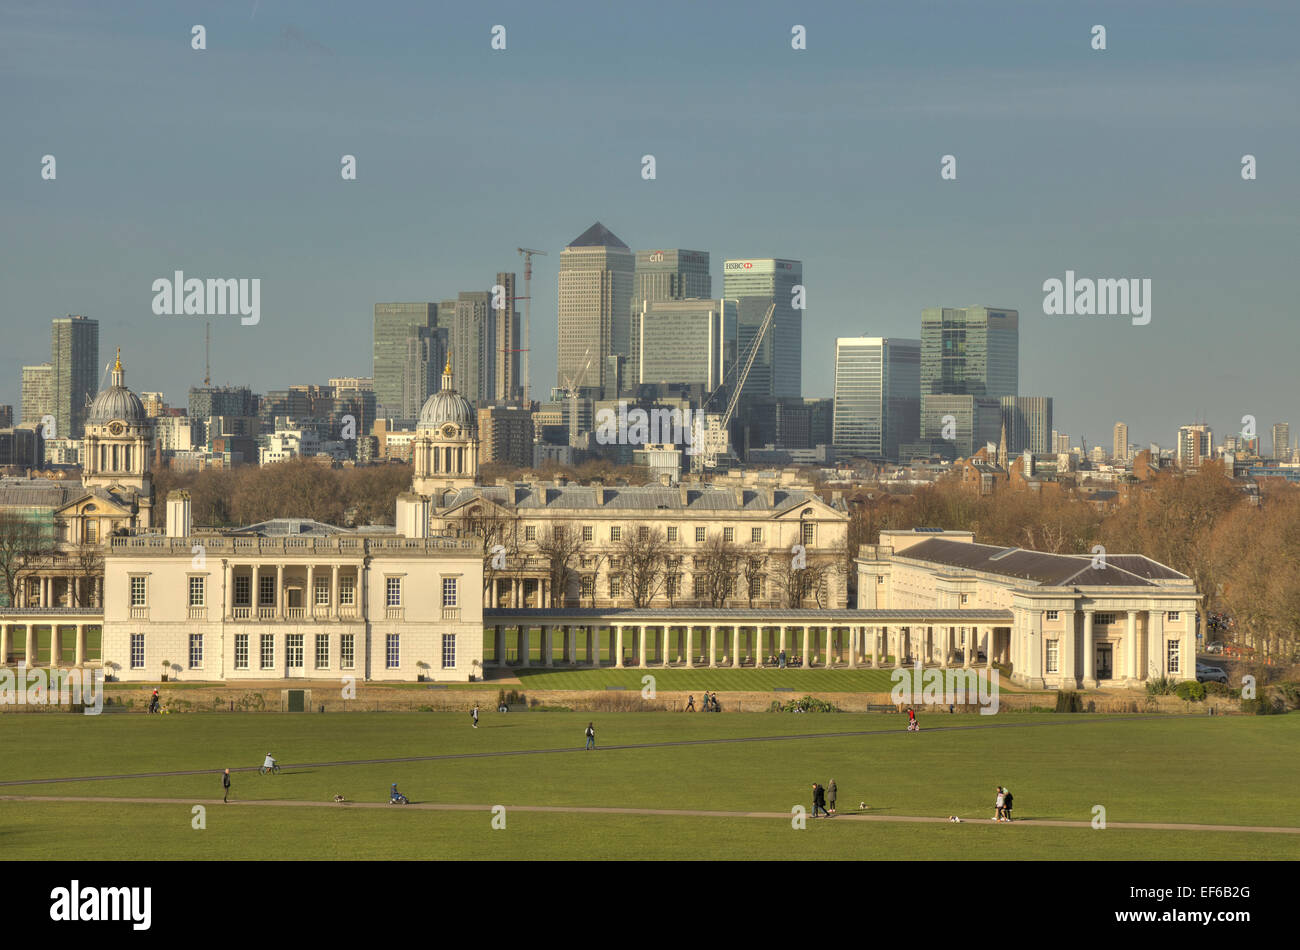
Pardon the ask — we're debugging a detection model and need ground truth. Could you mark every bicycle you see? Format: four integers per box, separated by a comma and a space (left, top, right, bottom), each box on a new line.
259, 763, 281, 775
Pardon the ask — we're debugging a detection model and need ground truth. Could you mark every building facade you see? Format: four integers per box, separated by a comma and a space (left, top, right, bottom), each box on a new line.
51, 315, 99, 441
635, 298, 737, 391
832, 336, 921, 461
372, 303, 439, 418
557, 222, 634, 394
723, 259, 802, 399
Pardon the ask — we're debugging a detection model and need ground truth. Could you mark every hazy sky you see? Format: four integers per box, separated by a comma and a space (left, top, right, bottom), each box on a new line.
3, 0, 1297, 451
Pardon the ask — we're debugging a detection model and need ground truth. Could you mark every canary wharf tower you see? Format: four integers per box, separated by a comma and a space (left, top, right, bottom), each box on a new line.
557, 222, 634, 394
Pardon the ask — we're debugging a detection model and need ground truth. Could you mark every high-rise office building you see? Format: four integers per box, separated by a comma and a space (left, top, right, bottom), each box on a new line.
373, 303, 439, 417
636, 299, 736, 392
1271, 422, 1291, 461
454, 291, 494, 405
0, 405, 12, 429
557, 222, 634, 394
832, 337, 921, 461
999, 396, 1053, 456
631, 249, 711, 383
722, 258, 802, 399
493, 272, 521, 404
21, 363, 53, 426
1112, 422, 1129, 462
920, 306, 1019, 398
402, 325, 451, 421
1177, 424, 1212, 468
51, 314, 99, 440
919, 395, 1003, 459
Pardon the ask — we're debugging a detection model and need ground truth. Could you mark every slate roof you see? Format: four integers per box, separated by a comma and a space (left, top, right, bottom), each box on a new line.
567, 222, 629, 249
897, 537, 1187, 587
441, 483, 842, 513
0, 478, 86, 510
486, 607, 1014, 623
226, 519, 353, 537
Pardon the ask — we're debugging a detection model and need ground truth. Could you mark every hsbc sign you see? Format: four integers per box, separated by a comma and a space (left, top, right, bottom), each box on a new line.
724, 261, 755, 271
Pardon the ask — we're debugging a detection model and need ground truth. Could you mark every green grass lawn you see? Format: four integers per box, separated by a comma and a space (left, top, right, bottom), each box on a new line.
1, 711, 1296, 859
511, 666, 906, 692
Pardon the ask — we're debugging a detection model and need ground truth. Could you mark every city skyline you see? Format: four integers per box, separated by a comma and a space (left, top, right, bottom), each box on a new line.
3, 1, 1297, 450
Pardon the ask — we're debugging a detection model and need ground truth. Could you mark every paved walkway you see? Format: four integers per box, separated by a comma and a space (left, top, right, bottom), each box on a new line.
0, 714, 1185, 788
2, 794, 1297, 834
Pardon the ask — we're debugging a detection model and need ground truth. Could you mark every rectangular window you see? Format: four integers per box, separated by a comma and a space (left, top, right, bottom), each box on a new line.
877, 575, 884, 584
693, 574, 704, 597
188, 575, 205, 607
1045, 610, 1059, 621
1096, 612, 1116, 626
340, 577, 355, 606
525, 525, 537, 541
260, 634, 274, 670
1167, 639, 1181, 674
386, 633, 400, 669
609, 575, 621, 598
666, 575, 680, 599
386, 576, 401, 607
695, 527, 706, 543
1167, 611, 1180, 622
580, 576, 593, 599
442, 634, 456, 669
315, 633, 329, 669
801, 522, 816, 546
189, 633, 203, 669
610, 526, 622, 542
315, 576, 330, 606
130, 633, 144, 669
442, 576, 458, 607
751, 527, 762, 544
1046, 639, 1059, 674
960, 593, 969, 605
582, 525, 593, 542
234, 633, 248, 670
286, 634, 303, 668
130, 576, 146, 607
258, 575, 275, 606
234, 575, 251, 606
667, 526, 678, 542
341, 633, 355, 670
638, 526, 649, 540
85, 520, 97, 543
723, 527, 734, 542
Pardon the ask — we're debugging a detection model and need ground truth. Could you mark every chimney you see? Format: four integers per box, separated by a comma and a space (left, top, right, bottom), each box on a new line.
395, 493, 429, 539
166, 490, 192, 538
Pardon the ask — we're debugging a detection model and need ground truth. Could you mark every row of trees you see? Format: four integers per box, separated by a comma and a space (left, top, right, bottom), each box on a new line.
459, 505, 844, 610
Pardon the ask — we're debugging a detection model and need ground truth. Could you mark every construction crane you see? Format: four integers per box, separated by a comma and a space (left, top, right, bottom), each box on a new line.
517, 247, 548, 407
204, 321, 211, 386
559, 346, 593, 448
692, 301, 776, 474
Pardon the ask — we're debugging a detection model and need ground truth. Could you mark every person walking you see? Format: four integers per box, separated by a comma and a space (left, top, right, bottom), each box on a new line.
811, 783, 830, 818
222, 768, 231, 803
779, 649, 787, 669
994, 786, 1004, 822
685, 694, 695, 712
471, 704, 479, 728
827, 779, 837, 815
1002, 786, 1014, 822
584, 722, 596, 750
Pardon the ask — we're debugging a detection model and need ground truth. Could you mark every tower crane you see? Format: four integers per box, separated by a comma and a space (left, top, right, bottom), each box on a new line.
560, 346, 593, 448
516, 247, 548, 407
691, 301, 776, 474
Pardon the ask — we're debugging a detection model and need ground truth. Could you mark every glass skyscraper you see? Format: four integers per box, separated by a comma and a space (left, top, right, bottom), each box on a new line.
832, 337, 920, 460
722, 259, 803, 399
557, 222, 634, 394
373, 303, 439, 418
636, 298, 736, 392
630, 249, 711, 384
51, 314, 99, 440
920, 306, 1019, 397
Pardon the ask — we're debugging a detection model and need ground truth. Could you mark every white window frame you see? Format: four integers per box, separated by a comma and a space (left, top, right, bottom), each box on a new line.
386, 633, 400, 669
188, 574, 205, 608
442, 633, 456, 669
695, 527, 706, 543
260, 633, 274, 670
189, 633, 203, 669
386, 576, 402, 607
130, 633, 145, 669
1045, 639, 1059, 674
130, 575, 147, 608
315, 633, 330, 669
442, 576, 458, 608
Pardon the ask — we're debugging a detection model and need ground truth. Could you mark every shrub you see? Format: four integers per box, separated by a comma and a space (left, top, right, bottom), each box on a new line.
1055, 691, 1083, 713
1240, 694, 1282, 715
1275, 682, 1300, 711
775, 695, 840, 713
1174, 681, 1206, 702
1203, 681, 1235, 697
1145, 676, 1178, 697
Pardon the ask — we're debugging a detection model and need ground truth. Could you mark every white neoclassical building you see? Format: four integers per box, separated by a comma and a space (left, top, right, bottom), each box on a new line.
857, 529, 1202, 688
100, 493, 485, 682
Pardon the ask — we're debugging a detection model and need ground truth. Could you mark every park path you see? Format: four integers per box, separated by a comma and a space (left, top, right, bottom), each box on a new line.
2, 793, 1298, 835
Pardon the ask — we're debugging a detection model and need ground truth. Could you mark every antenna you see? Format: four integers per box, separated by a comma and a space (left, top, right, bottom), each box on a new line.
517, 247, 548, 407
204, 322, 211, 386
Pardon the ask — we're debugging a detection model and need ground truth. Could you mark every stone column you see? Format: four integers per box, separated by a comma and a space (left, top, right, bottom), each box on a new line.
779, 626, 787, 655
1126, 610, 1138, 681
615, 626, 624, 668
0, 625, 8, 665
849, 627, 858, 668
224, 561, 234, 620
306, 565, 316, 619
275, 564, 284, 619
519, 624, 530, 667
494, 626, 505, 667
685, 626, 695, 668
984, 627, 994, 669
871, 626, 880, 667
732, 627, 741, 668
1060, 610, 1077, 686
893, 627, 902, 668
708, 625, 717, 668
801, 626, 810, 665
543, 625, 553, 667
331, 564, 340, 619
589, 627, 598, 667
26, 626, 36, 665
252, 564, 260, 615
638, 625, 648, 667
1082, 610, 1096, 686
75, 624, 86, 666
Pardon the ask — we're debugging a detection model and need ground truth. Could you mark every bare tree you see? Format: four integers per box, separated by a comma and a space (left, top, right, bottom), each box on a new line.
0, 512, 57, 608
614, 526, 670, 608
72, 540, 104, 607
537, 524, 585, 607
696, 534, 740, 608
770, 548, 834, 608
742, 552, 767, 607
460, 505, 520, 606
581, 551, 608, 607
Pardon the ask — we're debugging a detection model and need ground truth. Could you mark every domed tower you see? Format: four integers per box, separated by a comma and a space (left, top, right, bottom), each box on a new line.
411, 358, 479, 494
82, 348, 154, 526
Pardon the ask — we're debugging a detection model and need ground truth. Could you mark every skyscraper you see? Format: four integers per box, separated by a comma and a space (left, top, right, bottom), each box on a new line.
51, 314, 99, 440
1177, 424, 1212, 468
631, 249, 711, 384
722, 258, 802, 399
373, 303, 438, 417
402, 325, 450, 421
493, 272, 521, 404
1271, 422, 1291, 461
999, 396, 1054, 456
832, 337, 921, 460
454, 291, 494, 405
21, 363, 53, 426
557, 222, 634, 394
1113, 422, 1129, 462
636, 299, 736, 392
920, 307, 1019, 398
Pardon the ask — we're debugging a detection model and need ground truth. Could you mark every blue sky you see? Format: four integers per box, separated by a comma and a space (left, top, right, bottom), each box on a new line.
2, 0, 1297, 451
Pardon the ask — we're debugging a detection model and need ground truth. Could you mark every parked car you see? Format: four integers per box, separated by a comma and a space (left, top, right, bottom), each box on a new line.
1205, 641, 1224, 655
1196, 663, 1229, 685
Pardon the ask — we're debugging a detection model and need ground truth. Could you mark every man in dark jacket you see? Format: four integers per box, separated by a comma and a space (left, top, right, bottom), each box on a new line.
222, 768, 231, 803
585, 722, 596, 750
812, 783, 830, 818
827, 779, 837, 814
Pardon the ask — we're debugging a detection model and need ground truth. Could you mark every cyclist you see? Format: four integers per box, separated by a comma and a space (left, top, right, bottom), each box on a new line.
263, 752, 277, 773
